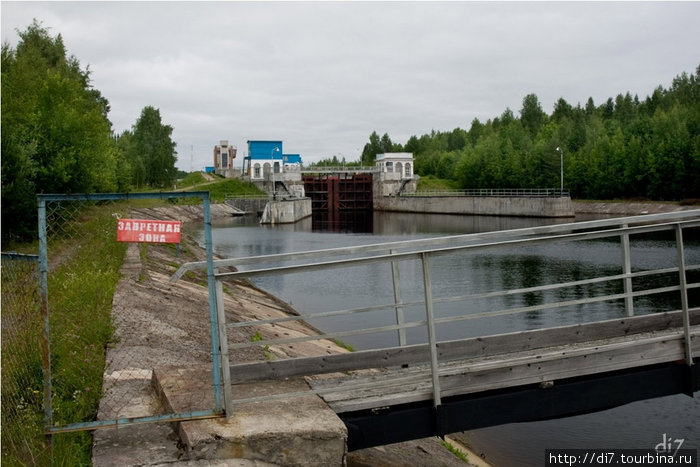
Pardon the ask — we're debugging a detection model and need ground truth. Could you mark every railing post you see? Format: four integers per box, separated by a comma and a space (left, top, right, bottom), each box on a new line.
390, 249, 407, 347
215, 274, 234, 417
421, 252, 441, 407
621, 224, 634, 316
675, 224, 693, 366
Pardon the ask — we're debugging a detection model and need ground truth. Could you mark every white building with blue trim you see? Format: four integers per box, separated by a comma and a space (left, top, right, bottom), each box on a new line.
244, 140, 303, 181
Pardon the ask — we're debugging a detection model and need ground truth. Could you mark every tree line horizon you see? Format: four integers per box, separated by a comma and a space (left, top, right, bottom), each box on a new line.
348, 65, 698, 202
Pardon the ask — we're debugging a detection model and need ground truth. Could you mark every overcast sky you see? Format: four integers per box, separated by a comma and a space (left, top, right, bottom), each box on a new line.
2, 1, 699, 171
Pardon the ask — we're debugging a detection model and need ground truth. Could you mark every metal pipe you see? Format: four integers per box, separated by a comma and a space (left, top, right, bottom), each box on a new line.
172, 211, 700, 280
675, 224, 693, 366
421, 253, 442, 407
621, 224, 634, 316
215, 276, 233, 417
203, 193, 223, 411
390, 249, 407, 347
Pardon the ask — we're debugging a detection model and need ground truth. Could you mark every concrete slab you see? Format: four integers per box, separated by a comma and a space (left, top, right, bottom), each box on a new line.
93, 423, 182, 467
153, 367, 347, 467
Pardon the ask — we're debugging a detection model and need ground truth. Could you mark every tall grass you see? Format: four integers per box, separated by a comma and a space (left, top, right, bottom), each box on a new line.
2, 202, 128, 466
47, 203, 127, 465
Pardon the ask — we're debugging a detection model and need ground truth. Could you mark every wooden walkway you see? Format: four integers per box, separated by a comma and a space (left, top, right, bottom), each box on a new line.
228, 309, 699, 414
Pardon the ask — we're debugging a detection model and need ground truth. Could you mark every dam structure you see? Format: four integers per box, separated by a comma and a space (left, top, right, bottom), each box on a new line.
246, 152, 574, 222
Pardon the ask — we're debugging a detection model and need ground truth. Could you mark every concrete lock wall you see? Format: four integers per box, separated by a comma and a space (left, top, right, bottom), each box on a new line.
375, 195, 575, 218
225, 198, 269, 214
260, 198, 313, 224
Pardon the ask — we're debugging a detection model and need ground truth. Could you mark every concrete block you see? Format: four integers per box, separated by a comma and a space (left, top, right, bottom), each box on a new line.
154, 368, 347, 467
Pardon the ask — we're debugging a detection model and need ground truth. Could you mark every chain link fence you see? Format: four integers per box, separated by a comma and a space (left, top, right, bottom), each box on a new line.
37, 193, 225, 440
1, 252, 49, 466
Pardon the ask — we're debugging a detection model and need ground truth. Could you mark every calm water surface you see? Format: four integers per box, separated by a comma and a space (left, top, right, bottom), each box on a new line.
201, 211, 699, 466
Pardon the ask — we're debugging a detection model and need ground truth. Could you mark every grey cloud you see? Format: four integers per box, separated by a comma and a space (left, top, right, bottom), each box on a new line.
2, 1, 698, 170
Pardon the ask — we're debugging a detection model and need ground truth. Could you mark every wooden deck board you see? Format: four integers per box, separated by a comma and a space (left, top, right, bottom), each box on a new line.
308, 325, 699, 413
226, 311, 699, 414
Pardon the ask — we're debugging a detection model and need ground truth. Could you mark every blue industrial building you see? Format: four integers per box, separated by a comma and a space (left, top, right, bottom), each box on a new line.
245, 140, 302, 180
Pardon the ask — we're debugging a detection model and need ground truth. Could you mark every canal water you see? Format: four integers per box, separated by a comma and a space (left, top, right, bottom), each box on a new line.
201, 211, 699, 466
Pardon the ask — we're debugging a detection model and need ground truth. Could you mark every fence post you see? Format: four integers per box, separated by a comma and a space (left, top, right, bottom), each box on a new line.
202, 193, 223, 413
421, 252, 441, 407
620, 224, 634, 317
390, 249, 407, 347
214, 274, 233, 417
37, 197, 53, 453
675, 224, 693, 366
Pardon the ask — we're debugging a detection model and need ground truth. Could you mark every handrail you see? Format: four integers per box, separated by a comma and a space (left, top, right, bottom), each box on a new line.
213, 221, 700, 280
300, 166, 377, 173
404, 188, 570, 197
171, 210, 700, 281
224, 193, 270, 199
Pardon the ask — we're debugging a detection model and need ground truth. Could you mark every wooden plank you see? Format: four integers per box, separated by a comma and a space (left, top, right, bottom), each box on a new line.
229, 309, 699, 383
229, 344, 430, 383
313, 326, 699, 413
437, 308, 699, 362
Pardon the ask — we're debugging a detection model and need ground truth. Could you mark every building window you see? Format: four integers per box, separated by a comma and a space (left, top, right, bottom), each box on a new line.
405, 163, 411, 177
386, 161, 393, 172
254, 164, 261, 178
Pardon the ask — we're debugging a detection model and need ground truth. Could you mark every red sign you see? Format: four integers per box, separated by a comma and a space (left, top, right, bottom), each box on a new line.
116, 219, 181, 244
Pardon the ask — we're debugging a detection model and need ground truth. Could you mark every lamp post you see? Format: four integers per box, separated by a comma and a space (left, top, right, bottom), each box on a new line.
271, 147, 280, 198
555, 147, 563, 196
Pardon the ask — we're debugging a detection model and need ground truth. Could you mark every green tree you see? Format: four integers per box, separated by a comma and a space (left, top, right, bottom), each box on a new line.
361, 131, 400, 165
128, 106, 178, 188
2, 20, 115, 241
361, 131, 382, 165
520, 93, 548, 137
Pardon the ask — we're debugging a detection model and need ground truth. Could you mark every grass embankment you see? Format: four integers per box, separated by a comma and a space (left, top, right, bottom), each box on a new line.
205, 178, 266, 201
176, 171, 210, 188
178, 175, 265, 202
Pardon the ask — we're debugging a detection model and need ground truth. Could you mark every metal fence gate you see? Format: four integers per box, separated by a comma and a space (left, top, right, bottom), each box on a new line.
37, 192, 227, 436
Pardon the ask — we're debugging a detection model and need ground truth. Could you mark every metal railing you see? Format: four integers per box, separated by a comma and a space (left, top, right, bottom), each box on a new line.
224, 193, 271, 199
300, 166, 377, 174
173, 210, 700, 414
404, 188, 570, 197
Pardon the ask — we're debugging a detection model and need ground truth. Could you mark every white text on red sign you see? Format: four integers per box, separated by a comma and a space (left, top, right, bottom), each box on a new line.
116, 219, 181, 243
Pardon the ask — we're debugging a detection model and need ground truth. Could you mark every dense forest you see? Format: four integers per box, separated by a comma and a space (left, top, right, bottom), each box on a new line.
1, 21, 178, 241
361, 66, 700, 201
